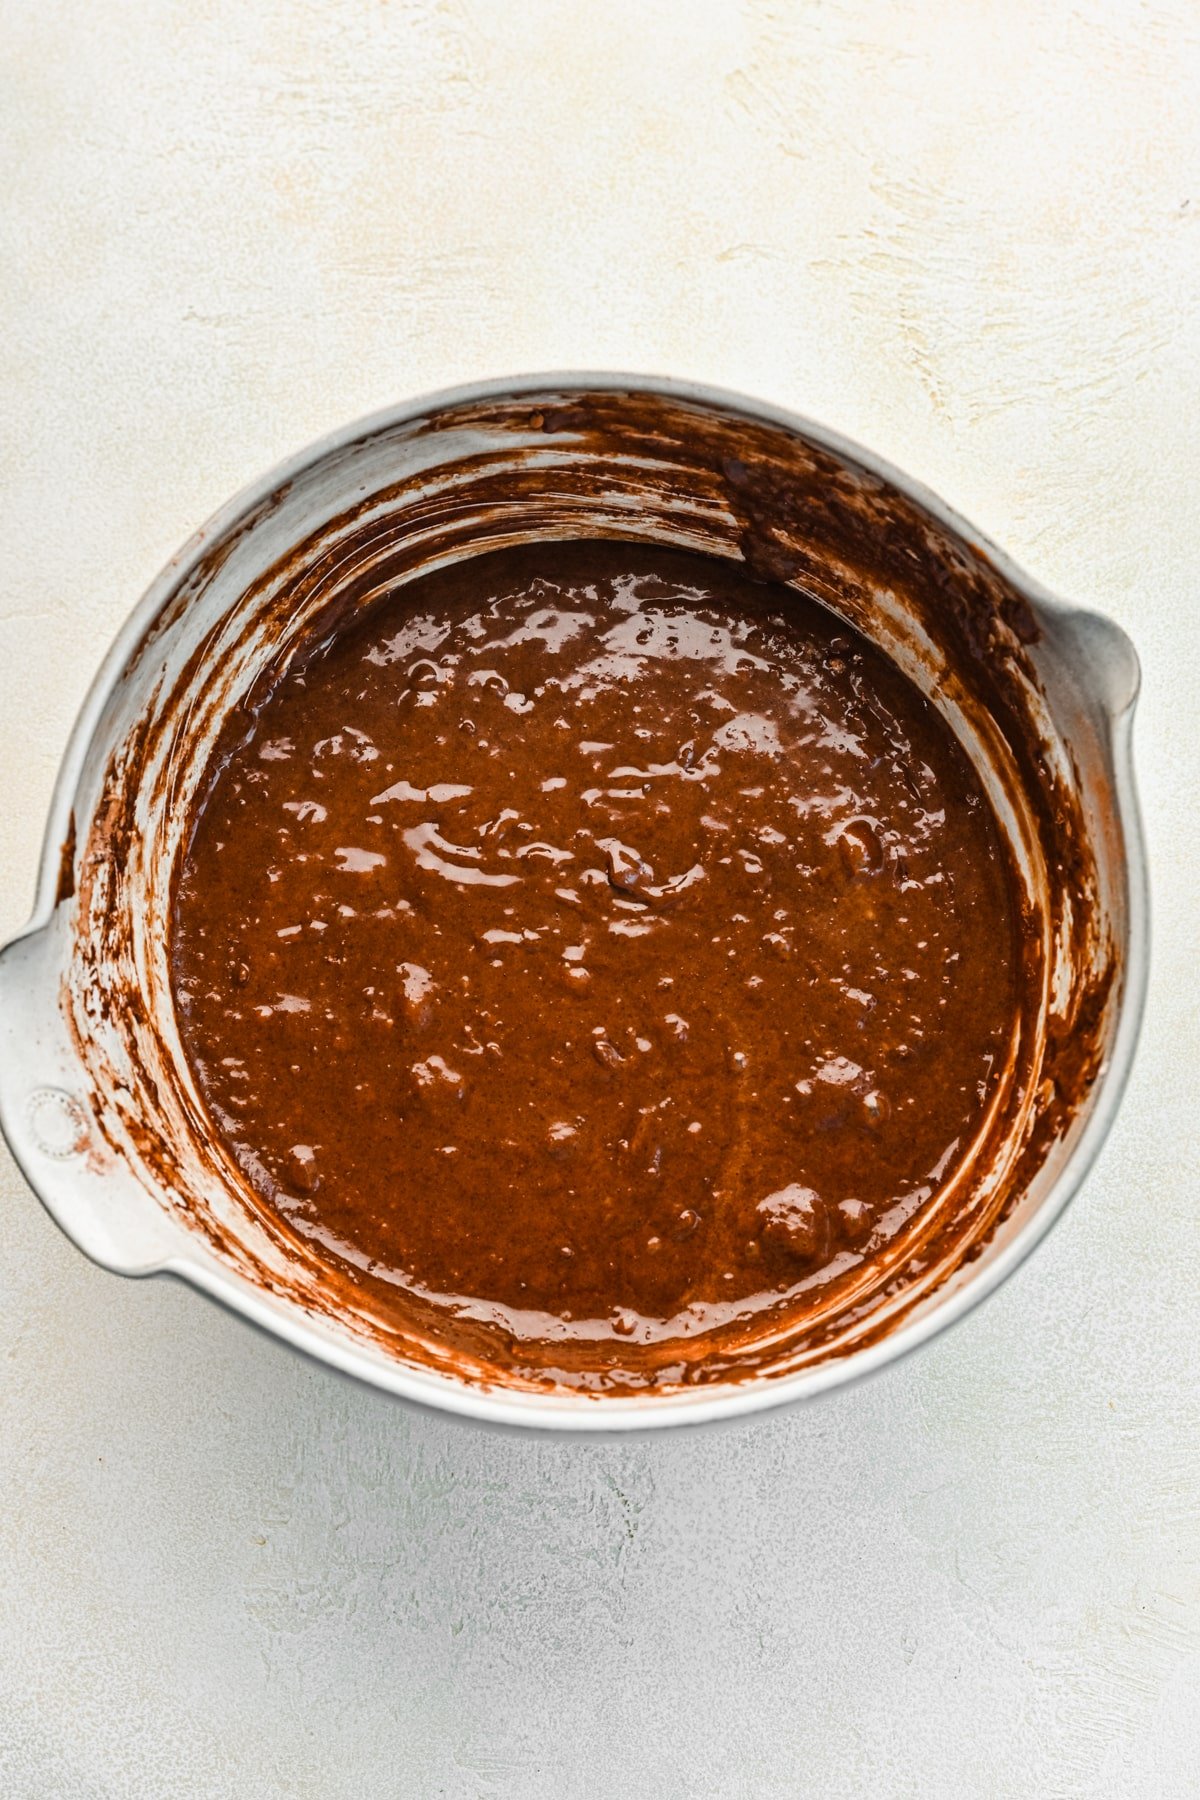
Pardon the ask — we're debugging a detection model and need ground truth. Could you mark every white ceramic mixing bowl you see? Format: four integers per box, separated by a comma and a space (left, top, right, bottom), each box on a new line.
0, 377, 1147, 1430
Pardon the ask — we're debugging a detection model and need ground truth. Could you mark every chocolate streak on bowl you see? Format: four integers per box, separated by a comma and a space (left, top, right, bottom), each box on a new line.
57, 384, 1125, 1401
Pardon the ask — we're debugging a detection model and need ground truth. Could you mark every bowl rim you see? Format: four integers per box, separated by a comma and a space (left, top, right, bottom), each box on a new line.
0, 371, 1150, 1432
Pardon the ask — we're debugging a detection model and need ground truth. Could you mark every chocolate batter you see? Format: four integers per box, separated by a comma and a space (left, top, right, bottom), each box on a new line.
171, 542, 1020, 1386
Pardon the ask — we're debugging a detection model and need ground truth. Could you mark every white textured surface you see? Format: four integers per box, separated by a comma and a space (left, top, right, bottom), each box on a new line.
2, 3, 1198, 1794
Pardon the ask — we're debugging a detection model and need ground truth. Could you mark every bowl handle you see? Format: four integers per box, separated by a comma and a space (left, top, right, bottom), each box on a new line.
0, 918, 177, 1275
1048, 605, 1141, 722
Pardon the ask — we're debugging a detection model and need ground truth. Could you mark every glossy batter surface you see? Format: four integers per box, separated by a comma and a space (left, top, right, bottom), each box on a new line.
171, 543, 1019, 1380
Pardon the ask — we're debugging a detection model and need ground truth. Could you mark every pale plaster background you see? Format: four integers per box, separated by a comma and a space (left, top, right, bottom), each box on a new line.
2, 3, 1198, 1795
